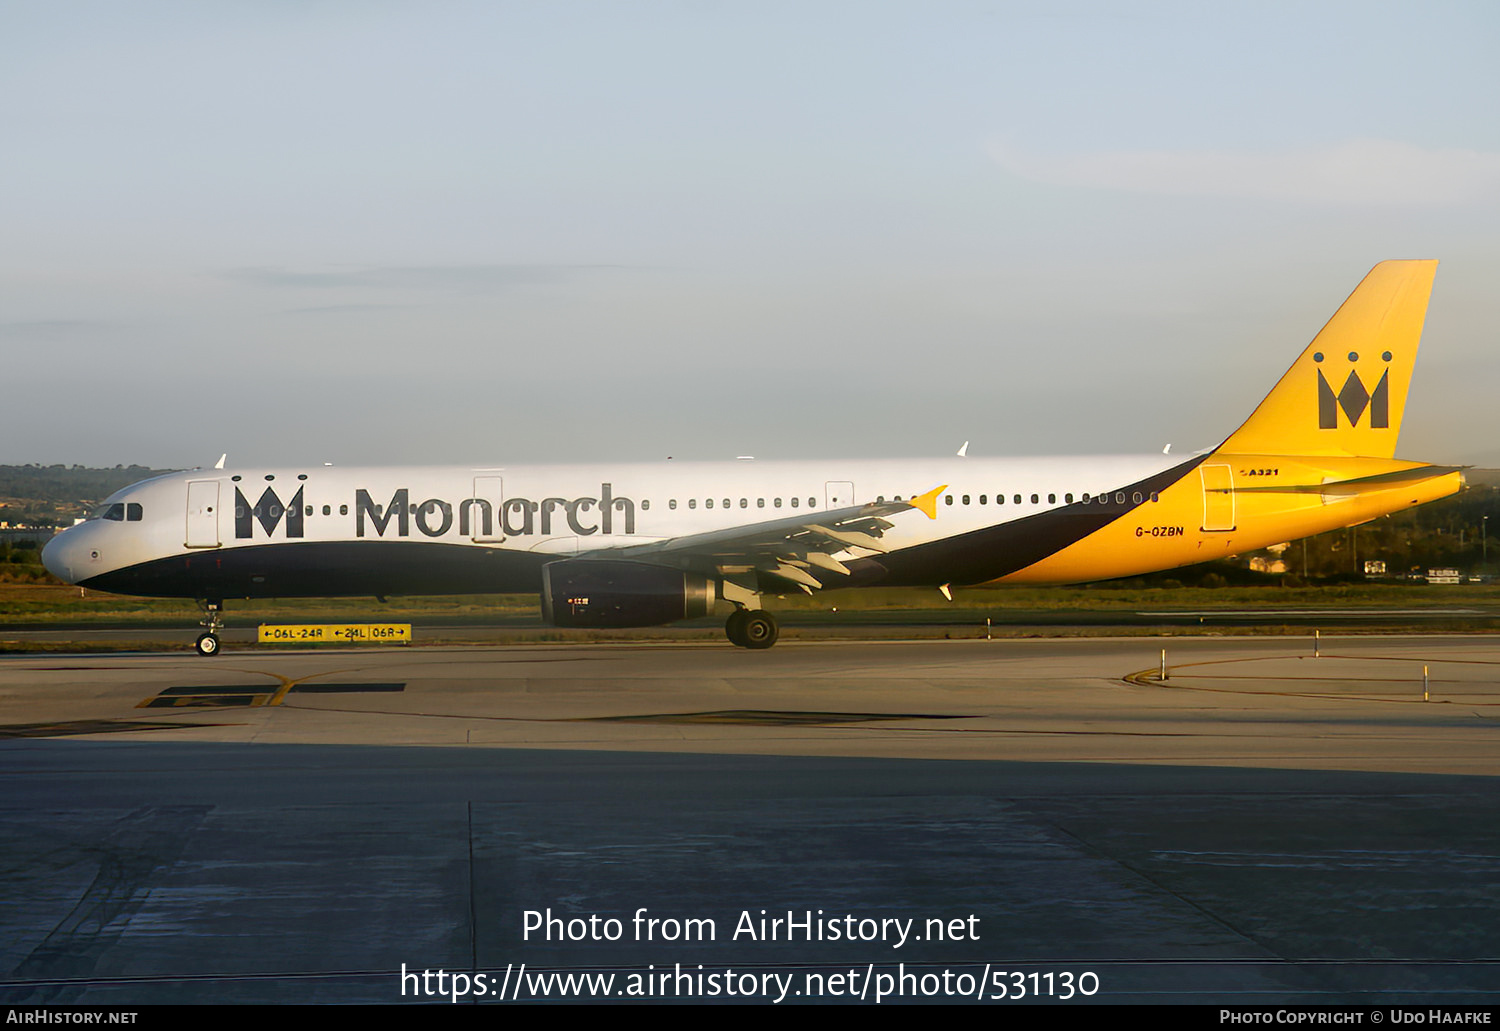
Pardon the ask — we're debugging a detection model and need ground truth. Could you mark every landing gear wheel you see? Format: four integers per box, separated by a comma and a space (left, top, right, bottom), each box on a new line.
740, 611, 778, 650
725, 610, 750, 647
195, 599, 225, 656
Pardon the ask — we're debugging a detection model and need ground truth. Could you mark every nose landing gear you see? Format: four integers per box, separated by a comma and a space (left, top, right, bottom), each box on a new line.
195, 600, 224, 657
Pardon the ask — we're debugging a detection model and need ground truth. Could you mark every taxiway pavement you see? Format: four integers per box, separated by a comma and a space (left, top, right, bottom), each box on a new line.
3, 637, 1498, 1004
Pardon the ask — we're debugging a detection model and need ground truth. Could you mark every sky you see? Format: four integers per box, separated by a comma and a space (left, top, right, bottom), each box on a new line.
4, 1, 1498, 469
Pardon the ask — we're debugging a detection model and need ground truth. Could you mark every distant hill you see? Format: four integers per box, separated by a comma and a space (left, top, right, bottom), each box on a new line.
0, 464, 175, 502
0, 464, 177, 526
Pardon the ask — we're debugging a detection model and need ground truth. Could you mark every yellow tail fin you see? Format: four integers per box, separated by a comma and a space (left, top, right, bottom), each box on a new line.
1217, 259, 1438, 458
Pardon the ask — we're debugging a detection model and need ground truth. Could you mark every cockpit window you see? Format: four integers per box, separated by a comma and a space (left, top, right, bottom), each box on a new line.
87, 502, 141, 521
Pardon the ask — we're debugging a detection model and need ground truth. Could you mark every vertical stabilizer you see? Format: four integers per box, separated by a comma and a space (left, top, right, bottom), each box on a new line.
1216, 260, 1437, 458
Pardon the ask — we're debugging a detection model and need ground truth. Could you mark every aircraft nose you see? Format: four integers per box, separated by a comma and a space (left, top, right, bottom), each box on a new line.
42, 528, 82, 584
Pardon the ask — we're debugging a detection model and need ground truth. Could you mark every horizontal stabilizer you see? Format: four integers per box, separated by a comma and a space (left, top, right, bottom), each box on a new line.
1216, 465, 1466, 497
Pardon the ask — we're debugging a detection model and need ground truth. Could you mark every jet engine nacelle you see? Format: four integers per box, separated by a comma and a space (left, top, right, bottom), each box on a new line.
540, 560, 715, 628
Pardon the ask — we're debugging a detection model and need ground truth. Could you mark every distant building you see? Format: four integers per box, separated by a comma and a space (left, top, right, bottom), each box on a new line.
1363, 560, 1387, 576
1427, 568, 1462, 585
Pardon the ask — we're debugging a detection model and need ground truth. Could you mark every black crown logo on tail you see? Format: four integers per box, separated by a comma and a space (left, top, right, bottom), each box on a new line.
1316, 350, 1390, 430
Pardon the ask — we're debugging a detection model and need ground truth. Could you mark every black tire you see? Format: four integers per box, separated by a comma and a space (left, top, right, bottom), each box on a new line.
740, 611, 778, 650
725, 610, 749, 647
194, 632, 221, 657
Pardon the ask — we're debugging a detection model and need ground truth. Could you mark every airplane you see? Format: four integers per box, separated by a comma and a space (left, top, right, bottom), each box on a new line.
42, 260, 1464, 655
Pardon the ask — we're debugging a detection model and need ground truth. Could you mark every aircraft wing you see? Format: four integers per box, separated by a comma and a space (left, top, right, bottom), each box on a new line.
600, 485, 946, 593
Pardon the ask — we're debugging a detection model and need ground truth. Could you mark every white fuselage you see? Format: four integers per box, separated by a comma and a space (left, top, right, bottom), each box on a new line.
43, 454, 1187, 597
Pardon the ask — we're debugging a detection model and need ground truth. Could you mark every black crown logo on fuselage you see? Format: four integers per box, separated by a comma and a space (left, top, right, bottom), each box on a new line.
1316, 349, 1391, 430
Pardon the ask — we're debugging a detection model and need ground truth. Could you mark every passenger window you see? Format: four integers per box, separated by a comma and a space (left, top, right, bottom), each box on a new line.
757, 498, 765, 508
740, 498, 747, 508
979, 495, 986, 505
1115, 492, 1126, 504
126, 503, 142, 521
724, 499, 731, 509
1065, 493, 1074, 504
1048, 494, 1056, 504
1030, 494, 1039, 504
945, 495, 954, 506
1132, 492, 1143, 504
706, 498, 714, 509
962, 495, 970, 505
689, 499, 697, 509
669, 499, 678, 510
1013, 495, 1021, 504
774, 498, 782, 508
305, 505, 313, 516
642, 500, 651, 511
791, 497, 799, 508
323, 505, 331, 516
1150, 492, 1159, 502
340, 504, 348, 515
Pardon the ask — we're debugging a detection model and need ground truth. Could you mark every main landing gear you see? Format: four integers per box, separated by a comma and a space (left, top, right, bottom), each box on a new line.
725, 608, 778, 649
195, 600, 224, 657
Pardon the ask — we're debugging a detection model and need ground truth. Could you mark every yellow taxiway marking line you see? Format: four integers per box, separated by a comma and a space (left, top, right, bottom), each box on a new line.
135, 665, 368, 709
